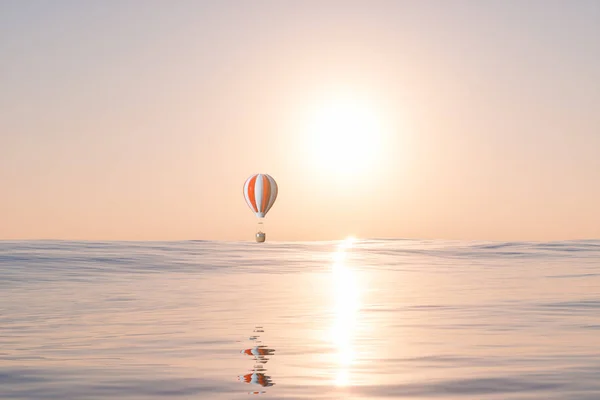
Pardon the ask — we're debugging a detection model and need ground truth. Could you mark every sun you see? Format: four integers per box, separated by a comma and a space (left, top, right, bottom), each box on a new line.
302, 95, 385, 177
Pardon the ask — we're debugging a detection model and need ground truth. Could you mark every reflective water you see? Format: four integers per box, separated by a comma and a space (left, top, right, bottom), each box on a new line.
1, 239, 600, 399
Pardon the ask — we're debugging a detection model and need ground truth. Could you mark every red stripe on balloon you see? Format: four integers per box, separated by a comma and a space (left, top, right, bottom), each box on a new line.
247, 175, 258, 213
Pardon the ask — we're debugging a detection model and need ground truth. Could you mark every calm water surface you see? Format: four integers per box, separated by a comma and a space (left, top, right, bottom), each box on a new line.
2, 239, 600, 399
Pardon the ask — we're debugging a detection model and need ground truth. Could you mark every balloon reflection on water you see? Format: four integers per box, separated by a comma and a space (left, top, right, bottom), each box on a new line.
238, 326, 275, 395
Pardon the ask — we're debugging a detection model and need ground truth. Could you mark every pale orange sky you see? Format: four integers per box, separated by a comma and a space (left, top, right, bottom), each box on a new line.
1, 1, 599, 241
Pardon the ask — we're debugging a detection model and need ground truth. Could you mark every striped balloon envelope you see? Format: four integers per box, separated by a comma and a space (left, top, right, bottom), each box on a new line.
243, 174, 278, 218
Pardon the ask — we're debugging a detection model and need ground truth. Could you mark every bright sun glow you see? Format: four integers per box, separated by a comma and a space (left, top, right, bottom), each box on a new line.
304, 95, 385, 177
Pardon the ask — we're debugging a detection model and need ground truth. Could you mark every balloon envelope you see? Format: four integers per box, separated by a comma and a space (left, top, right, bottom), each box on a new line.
243, 174, 278, 218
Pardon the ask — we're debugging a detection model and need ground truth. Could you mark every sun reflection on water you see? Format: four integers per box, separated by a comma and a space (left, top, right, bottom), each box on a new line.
330, 236, 360, 387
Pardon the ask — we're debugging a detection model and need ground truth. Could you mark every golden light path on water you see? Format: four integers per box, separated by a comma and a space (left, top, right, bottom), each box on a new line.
330, 236, 360, 387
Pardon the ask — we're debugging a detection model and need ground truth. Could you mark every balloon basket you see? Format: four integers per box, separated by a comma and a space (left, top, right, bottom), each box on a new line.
256, 232, 266, 243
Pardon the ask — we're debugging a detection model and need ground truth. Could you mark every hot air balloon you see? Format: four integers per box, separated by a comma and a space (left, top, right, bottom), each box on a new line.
243, 174, 278, 243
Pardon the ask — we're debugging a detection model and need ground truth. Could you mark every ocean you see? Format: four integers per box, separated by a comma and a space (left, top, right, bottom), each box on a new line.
1, 238, 600, 399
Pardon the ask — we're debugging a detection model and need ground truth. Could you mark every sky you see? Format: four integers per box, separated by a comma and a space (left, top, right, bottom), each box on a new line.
1, 0, 599, 241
